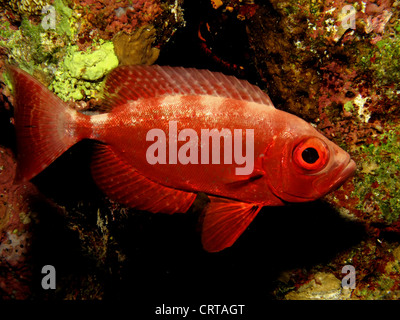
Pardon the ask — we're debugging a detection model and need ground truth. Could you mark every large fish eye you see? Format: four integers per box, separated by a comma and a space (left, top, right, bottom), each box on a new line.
302, 148, 319, 164
293, 138, 329, 172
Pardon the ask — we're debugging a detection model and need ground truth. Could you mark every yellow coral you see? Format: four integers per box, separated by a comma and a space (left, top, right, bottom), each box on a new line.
0, 0, 47, 16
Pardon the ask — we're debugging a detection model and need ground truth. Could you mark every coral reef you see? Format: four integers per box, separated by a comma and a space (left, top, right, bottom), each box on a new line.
2, 0, 400, 302
73, 0, 163, 41
241, 0, 400, 300
246, 0, 400, 118
0, 0, 48, 19
277, 239, 400, 300
284, 272, 351, 300
328, 122, 400, 226
0, 0, 184, 104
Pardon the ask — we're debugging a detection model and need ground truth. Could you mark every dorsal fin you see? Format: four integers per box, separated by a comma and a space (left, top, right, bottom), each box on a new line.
102, 65, 274, 110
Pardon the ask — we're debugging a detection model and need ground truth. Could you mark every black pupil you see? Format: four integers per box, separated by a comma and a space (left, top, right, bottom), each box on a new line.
302, 148, 319, 164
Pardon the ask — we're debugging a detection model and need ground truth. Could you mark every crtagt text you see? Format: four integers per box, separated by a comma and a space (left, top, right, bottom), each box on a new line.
155, 304, 245, 317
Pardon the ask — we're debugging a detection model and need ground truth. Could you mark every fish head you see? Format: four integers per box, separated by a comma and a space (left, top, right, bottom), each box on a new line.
263, 115, 356, 203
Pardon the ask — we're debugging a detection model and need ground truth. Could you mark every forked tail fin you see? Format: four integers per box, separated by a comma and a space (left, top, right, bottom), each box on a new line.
7, 66, 83, 182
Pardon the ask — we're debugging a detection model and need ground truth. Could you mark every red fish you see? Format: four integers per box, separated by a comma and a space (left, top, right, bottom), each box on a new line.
8, 65, 356, 252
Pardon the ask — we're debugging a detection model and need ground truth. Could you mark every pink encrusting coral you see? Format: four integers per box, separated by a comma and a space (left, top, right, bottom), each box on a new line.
73, 0, 162, 41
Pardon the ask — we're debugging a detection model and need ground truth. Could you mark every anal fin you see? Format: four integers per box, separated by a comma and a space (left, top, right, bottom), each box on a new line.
91, 144, 196, 214
201, 196, 262, 252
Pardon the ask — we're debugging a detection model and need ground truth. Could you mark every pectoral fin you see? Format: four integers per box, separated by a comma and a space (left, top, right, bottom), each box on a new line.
201, 196, 262, 252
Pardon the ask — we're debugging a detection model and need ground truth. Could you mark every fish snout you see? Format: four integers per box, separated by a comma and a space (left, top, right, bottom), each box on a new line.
313, 155, 356, 197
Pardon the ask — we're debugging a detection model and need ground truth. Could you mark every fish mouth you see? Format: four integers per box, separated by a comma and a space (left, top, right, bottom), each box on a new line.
271, 157, 356, 203
316, 158, 356, 197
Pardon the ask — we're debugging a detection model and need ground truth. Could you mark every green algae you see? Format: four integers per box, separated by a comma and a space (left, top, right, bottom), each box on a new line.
20, 18, 53, 67
1, 19, 38, 73
0, 20, 14, 39
344, 101, 354, 112
53, 0, 74, 37
1, 13, 71, 75
2, 71, 13, 93
0, 0, 77, 76
352, 126, 400, 224
355, 275, 396, 299
357, 31, 400, 90
372, 37, 400, 88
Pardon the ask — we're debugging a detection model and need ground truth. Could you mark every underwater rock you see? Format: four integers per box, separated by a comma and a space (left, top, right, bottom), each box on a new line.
285, 272, 349, 300
0, 147, 38, 299
247, 0, 400, 119
73, 0, 163, 41
326, 121, 400, 228
240, 0, 400, 300
246, 2, 320, 119
349, 241, 400, 299
246, 1, 400, 228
